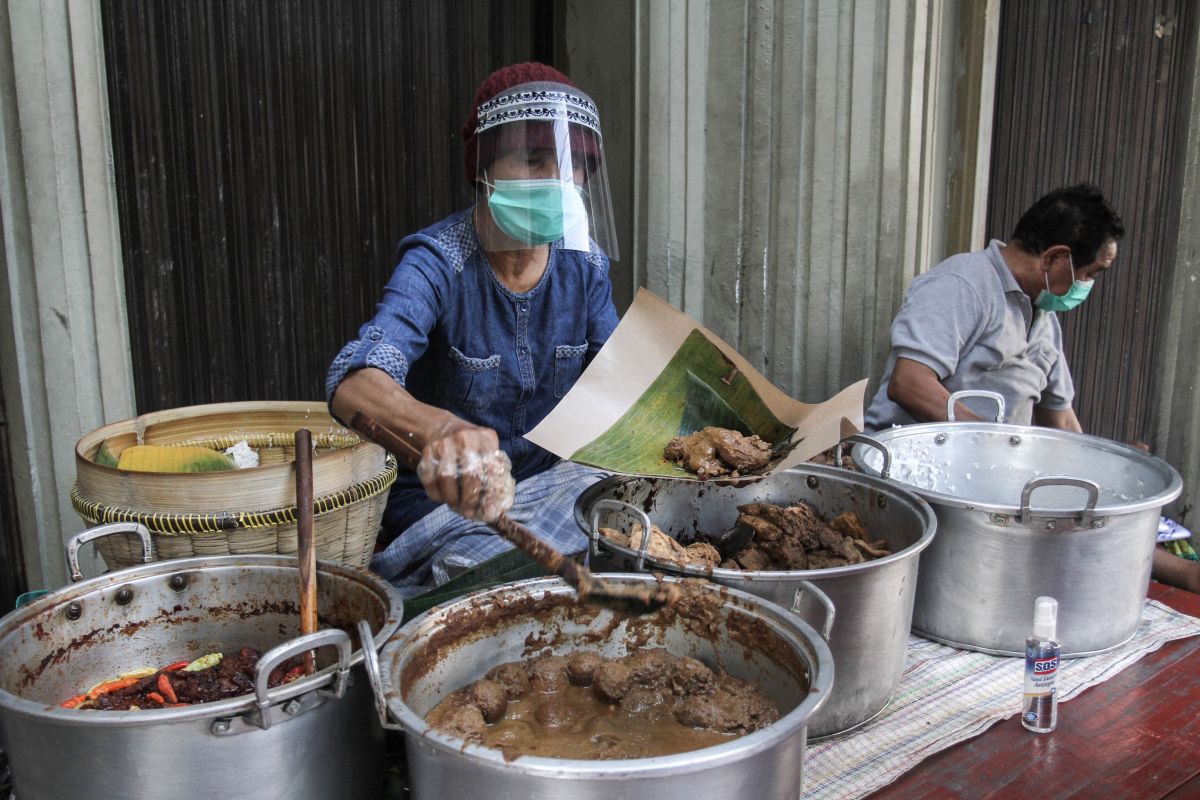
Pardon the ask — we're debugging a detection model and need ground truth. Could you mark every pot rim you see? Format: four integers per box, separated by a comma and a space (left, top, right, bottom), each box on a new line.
853, 422, 1183, 516
0, 554, 403, 727
377, 574, 834, 775
575, 463, 938, 579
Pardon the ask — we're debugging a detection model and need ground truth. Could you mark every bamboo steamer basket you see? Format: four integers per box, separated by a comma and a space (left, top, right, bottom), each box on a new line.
72, 401, 398, 570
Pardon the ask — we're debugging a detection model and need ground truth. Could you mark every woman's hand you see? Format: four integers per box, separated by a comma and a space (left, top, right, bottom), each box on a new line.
417, 421, 515, 523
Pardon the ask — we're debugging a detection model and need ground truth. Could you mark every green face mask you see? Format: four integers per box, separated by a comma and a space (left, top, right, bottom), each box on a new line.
484, 178, 587, 245
1034, 255, 1093, 312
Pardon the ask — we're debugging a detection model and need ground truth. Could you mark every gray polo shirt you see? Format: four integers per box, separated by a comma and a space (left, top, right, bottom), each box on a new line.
864, 240, 1074, 430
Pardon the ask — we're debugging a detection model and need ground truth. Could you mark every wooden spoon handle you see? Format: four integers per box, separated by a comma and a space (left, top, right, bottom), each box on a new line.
295, 428, 318, 674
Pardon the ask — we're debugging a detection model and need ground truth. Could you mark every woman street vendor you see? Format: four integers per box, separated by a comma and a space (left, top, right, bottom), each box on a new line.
327, 63, 620, 596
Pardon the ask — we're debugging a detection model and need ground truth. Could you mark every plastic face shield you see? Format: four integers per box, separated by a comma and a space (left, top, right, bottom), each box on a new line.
473, 82, 619, 260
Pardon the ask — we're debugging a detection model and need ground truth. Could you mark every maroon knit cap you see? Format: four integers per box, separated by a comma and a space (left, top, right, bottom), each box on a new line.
462, 62, 583, 185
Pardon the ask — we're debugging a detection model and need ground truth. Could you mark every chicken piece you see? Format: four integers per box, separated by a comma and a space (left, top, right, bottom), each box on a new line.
427, 698, 487, 744
829, 510, 869, 540
674, 673, 779, 734
664, 427, 771, 478
598, 527, 630, 548
669, 656, 716, 697
763, 535, 809, 570
806, 551, 851, 569
629, 523, 688, 561
566, 651, 604, 687
592, 661, 633, 703
485, 661, 531, 700
683, 541, 722, 568
732, 545, 774, 572
527, 655, 570, 693
466, 679, 508, 724
738, 503, 822, 550
736, 512, 784, 543
664, 432, 725, 478
851, 538, 892, 559
707, 428, 771, 472
622, 649, 675, 688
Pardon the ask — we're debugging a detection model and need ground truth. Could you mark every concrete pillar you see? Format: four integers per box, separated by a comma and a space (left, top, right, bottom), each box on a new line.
0, 0, 134, 589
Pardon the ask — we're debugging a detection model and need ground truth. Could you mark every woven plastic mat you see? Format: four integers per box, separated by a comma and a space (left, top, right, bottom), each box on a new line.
803, 598, 1200, 799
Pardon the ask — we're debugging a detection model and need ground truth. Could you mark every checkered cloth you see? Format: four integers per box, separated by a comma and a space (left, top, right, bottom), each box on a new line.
370, 460, 609, 597
803, 598, 1200, 799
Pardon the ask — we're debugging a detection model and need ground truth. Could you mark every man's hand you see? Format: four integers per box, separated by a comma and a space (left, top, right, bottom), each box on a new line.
1033, 406, 1083, 432
888, 358, 982, 423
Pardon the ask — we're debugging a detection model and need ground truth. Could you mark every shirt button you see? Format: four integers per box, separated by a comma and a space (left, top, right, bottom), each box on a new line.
368, 329, 382, 342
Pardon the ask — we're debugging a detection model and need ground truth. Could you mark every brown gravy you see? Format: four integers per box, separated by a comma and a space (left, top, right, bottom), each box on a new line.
425, 649, 780, 760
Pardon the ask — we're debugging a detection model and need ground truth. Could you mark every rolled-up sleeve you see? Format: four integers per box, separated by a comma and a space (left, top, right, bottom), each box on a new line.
889, 273, 987, 380
325, 239, 446, 404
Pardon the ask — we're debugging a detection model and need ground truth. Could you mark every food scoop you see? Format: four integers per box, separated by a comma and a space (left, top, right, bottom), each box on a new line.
350, 412, 678, 613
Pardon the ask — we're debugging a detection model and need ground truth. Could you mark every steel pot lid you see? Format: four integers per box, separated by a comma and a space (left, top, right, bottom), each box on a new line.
853, 422, 1182, 517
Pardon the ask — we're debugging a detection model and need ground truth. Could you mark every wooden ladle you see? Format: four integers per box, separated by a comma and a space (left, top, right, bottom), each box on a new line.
295, 428, 318, 674
349, 412, 677, 612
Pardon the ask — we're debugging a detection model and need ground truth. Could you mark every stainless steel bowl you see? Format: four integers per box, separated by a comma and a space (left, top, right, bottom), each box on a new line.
854, 416, 1183, 655
0, 523, 403, 800
363, 574, 834, 800
575, 465, 936, 739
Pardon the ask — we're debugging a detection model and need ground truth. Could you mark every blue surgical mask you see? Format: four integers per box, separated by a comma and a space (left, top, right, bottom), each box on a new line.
484, 178, 588, 245
1034, 254, 1093, 312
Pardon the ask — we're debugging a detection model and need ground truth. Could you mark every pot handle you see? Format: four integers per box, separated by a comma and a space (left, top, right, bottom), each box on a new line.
791, 580, 836, 642
947, 390, 1006, 423
253, 629, 352, 731
66, 522, 154, 582
1019, 476, 1101, 527
589, 498, 655, 572
357, 619, 404, 731
836, 434, 891, 479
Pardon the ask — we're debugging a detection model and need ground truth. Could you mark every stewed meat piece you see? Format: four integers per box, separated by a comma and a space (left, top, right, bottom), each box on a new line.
527, 655, 570, 693
592, 661, 634, 703
566, 651, 604, 686
466, 679, 509, 724
486, 661, 531, 699
664, 427, 771, 478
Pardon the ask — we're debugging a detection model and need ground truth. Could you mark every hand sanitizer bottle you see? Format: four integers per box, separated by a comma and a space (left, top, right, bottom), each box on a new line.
1021, 596, 1060, 733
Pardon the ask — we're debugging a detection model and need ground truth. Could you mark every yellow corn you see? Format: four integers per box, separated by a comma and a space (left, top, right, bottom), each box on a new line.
117, 445, 234, 473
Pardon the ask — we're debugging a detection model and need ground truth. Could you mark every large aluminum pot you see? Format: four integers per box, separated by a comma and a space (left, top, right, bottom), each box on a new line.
0, 523, 403, 800
575, 464, 936, 739
853, 399, 1183, 656
361, 574, 833, 800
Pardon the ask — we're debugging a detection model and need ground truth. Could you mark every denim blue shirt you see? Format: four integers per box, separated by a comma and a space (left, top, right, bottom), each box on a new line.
326, 208, 619, 535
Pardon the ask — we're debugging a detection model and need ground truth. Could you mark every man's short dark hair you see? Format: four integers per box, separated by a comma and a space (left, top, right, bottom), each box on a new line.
1011, 184, 1125, 266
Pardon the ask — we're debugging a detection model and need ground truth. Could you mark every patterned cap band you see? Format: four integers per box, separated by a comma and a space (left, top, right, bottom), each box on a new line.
474, 81, 601, 136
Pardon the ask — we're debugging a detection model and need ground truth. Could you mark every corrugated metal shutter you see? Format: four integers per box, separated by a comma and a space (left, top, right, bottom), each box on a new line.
101, 0, 554, 412
986, 0, 1199, 444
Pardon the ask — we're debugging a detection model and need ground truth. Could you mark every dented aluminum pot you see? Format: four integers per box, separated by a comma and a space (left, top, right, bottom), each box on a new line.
575, 464, 936, 739
0, 523, 402, 800
362, 574, 833, 800
853, 403, 1183, 656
